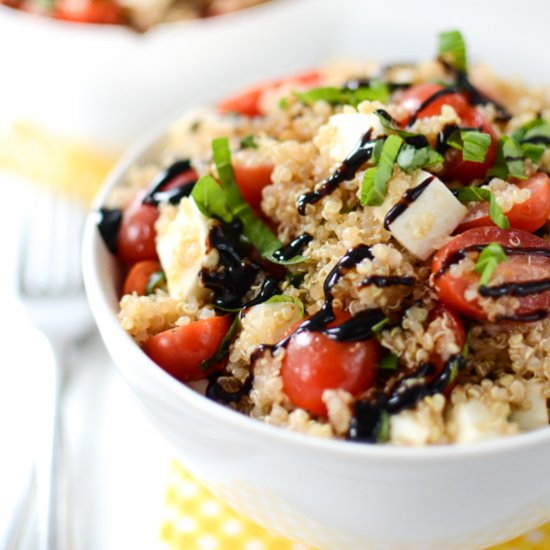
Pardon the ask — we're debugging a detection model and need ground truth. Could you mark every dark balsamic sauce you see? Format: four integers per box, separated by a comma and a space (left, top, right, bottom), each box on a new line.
142, 159, 196, 206
522, 136, 550, 146
479, 277, 550, 298
206, 372, 253, 404
383, 176, 434, 229
242, 277, 280, 311
360, 275, 415, 288
271, 245, 385, 350
407, 88, 457, 126
200, 221, 260, 310
271, 233, 313, 262
343, 77, 410, 93
97, 207, 122, 254
348, 355, 466, 442
375, 109, 429, 148
297, 130, 378, 215
497, 310, 549, 322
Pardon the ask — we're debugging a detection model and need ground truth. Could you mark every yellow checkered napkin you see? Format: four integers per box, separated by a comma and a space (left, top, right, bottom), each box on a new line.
161, 460, 550, 550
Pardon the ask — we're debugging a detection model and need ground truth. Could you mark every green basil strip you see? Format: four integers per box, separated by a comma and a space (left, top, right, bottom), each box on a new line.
374, 109, 418, 139
264, 294, 305, 317
191, 175, 232, 223
145, 271, 166, 296
438, 30, 467, 73
371, 317, 390, 334
446, 129, 491, 163
379, 352, 399, 370
240, 134, 258, 149
376, 410, 391, 443
474, 242, 508, 287
199, 315, 240, 372
455, 187, 510, 229
489, 136, 527, 180
396, 143, 444, 173
295, 82, 389, 107
194, 137, 283, 259
361, 135, 403, 206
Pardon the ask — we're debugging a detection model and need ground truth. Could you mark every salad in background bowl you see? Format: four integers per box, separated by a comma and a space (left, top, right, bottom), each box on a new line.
83, 29, 550, 549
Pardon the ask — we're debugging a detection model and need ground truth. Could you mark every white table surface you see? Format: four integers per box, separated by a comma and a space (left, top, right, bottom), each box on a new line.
0, 171, 174, 550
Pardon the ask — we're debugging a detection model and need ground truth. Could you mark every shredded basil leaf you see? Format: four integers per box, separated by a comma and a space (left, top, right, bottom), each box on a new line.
263, 252, 307, 266
512, 116, 550, 144
379, 352, 399, 370
264, 294, 305, 317
240, 135, 258, 149
438, 30, 467, 73
374, 109, 418, 139
446, 129, 491, 163
455, 187, 510, 229
199, 316, 240, 372
193, 138, 283, 259
295, 82, 389, 107
278, 97, 289, 109
448, 355, 464, 384
397, 143, 444, 173
376, 410, 391, 443
474, 242, 508, 287
371, 317, 390, 334
489, 136, 527, 180
145, 270, 166, 296
191, 175, 232, 222
361, 135, 403, 206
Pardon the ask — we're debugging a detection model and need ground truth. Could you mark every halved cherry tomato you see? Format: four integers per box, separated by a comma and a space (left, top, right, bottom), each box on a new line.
432, 227, 550, 322
218, 70, 321, 117
233, 163, 273, 211
457, 173, 550, 233
281, 310, 381, 417
427, 305, 466, 388
55, 0, 124, 24
398, 83, 497, 182
143, 316, 232, 382
122, 260, 161, 296
116, 168, 198, 264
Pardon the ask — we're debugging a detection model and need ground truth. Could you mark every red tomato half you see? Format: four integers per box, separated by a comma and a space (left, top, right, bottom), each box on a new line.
122, 260, 161, 296
143, 316, 232, 382
398, 83, 497, 182
432, 227, 550, 322
281, 310, 381, 417
55, 0, 124, 23
233, 163, 273, 211
427, 305, 466, 393
116, 168, 198, 264
218, 70, 321, 117
457, 173, 550, 233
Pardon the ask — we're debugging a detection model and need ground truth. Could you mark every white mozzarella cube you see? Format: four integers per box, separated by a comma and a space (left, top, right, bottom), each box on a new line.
510, 382, 549, 431
387, 171, 467, 260
390, 412, 432, 446
155, 197, 212, 300
327, 112, 385, 162
449, 399, 512, 444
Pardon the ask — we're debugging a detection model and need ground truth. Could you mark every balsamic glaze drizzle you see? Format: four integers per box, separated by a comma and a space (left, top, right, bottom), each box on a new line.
271, 233, 313, 262
383, 176, 434, 229
97, 207, 122, 254
360, 275, 415, 288
272, 245, 385, 350
206, 372, 253, 405
375, 109, 429, 148
200, 221, 260, 310
241, 277, 280, 311
479, 277, 550, 298
349, 355, 466, 442
297, 130, 377, 215
142, 159, 196, 206
407, 88, 457, 127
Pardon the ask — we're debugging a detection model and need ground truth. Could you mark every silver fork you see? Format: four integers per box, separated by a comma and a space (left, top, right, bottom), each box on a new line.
17, 187, 93, 550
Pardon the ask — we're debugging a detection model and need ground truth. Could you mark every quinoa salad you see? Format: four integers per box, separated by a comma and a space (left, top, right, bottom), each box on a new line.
98, 31, 550, 446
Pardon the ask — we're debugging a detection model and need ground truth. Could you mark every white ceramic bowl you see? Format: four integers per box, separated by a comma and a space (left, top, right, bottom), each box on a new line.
83, 120, 550, 550
83, 4, 550, 547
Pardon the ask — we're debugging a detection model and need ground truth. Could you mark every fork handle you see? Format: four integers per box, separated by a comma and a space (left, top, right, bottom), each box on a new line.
35, 338, 72, 550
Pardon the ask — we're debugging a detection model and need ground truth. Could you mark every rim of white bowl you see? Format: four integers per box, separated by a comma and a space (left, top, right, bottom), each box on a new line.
0, 0, 293, 35
83, 103, 550, 465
